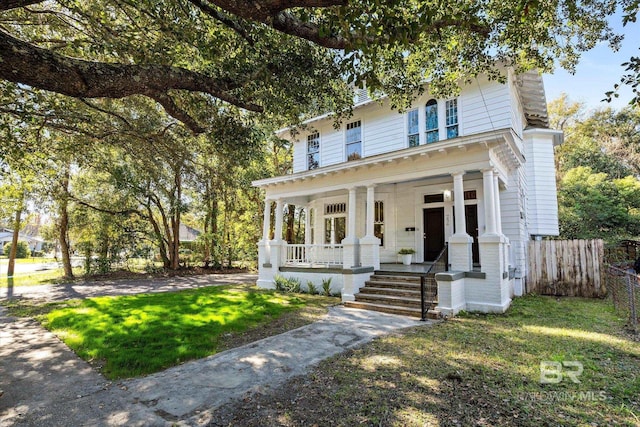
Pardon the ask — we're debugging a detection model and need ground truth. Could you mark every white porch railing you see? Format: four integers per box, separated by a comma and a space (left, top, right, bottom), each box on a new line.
285, 244, 344, 266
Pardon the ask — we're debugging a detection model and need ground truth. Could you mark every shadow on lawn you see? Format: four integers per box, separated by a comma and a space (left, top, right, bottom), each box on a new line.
43, 286, 306, 379
212, 295, 640, 427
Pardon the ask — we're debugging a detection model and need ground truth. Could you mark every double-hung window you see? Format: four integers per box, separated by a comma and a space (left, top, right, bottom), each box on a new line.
446, 99, 459, 138
425, 99, 439, 143
407, 109, 419, 147
307, 132, 320, 170
345, 120, 362, 161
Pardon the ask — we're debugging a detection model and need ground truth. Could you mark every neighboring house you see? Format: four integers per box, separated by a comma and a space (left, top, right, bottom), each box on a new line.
252, 69, 562, 316
0, 228, 45, 255
179, 223, 202, 243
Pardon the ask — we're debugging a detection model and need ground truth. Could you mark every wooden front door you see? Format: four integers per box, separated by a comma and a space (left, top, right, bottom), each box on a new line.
423, 207, 445, 262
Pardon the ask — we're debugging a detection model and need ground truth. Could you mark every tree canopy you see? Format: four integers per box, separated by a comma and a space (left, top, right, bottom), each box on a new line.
0, 0, 635, 132
551, 94, 640, 241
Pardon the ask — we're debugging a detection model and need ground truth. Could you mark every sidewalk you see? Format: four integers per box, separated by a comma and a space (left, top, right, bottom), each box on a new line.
0, 279, 431, 426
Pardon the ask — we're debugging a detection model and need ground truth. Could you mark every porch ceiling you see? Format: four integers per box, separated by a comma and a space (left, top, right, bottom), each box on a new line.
253, 128, 521, 198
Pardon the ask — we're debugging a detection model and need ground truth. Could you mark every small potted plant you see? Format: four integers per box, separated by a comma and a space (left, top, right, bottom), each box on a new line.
398, 248, 416, 265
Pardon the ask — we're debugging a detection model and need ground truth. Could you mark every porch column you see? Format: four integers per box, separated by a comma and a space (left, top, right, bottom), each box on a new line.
270, 199, 285, 275
304, 205, 312, 245
342, 187, 359, 268
449, 171, 473, 271
482, 169, 497, 236
257, 198, 275, 289
360, 184, 381, 270
262, 199, 271, 242
365, 185, 375, 237
273, 199, 284, 242
478, 169, 511, 312
493, 174, 503, 236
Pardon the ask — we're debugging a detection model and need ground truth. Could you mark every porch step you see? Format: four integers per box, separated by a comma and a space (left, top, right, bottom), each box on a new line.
358, 286, 421, 298
344, 301, 423, 317
346, 270, 438, 318
363, 280, 421, 291
369, 274, 421, 284
355, 293, 436, 308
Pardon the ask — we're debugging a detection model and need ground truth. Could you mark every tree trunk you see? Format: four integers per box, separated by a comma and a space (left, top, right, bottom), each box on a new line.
58, 168, 74, 278
285, 204, 295, 243
6, 204, 22, 278
203, 181, 219, 268
59, 200, 73, 278
147, 202, 170, 269
169, 169, 181, 270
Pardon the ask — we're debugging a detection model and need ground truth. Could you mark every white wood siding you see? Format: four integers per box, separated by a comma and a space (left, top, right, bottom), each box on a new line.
460, 77, 511, 135
319, 122, 343, 169
292, 138, 306, 172
523, 130, 560, 236
362, 102, 405, 157
288, 79, 516, 170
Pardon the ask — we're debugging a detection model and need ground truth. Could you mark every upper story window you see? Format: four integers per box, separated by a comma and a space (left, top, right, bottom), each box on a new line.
446, 99, 459, 139
425, 99, 439, 143
345, 120, 362, 161
307, 132, 320, 170
407, 109, 419, 147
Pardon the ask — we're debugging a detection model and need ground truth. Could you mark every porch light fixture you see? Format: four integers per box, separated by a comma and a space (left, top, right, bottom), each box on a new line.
443, 190, 452, 201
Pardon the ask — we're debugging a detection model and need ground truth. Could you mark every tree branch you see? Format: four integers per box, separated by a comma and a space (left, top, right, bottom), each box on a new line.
0, 29, 262, 132
0, 0, 45, 11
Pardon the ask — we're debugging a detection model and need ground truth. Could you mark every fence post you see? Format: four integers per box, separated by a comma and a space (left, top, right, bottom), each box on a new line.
627, 274, 638, 334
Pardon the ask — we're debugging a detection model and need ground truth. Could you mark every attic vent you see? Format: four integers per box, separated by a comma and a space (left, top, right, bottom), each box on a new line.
325, 203, 346, 215
355, 87, 370, 104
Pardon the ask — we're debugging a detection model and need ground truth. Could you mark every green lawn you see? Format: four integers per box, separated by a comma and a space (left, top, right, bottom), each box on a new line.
0, 268, 82, 288
31, 285, 335, 379
0, 257, 56, 263
208, 295, 640, 426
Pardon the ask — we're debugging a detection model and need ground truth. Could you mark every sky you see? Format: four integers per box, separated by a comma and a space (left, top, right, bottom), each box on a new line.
543, 14, 640, 112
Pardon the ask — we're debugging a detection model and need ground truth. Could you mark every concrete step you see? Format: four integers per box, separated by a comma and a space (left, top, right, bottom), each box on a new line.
358, 286, 421, 298
355, 293, 437, 309
369, 274, 422, 284
344, 301, 423, 318
363, 280, 422, 290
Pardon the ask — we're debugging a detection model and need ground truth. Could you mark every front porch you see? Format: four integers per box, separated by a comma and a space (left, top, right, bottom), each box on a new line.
254, 131, 519, 315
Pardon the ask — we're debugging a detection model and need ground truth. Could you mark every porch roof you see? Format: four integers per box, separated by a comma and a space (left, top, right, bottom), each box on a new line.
253, 128, 522, 192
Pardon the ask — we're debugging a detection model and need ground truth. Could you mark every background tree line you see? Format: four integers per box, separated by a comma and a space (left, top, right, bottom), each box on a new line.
551, 94, 640, 242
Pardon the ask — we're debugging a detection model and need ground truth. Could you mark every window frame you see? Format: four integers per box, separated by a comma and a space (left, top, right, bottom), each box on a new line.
345, 119, 362, 161
407, 109, 419, 147
425, 99, 439, 144
306, 131, 320, 170
445, 98, 459, 139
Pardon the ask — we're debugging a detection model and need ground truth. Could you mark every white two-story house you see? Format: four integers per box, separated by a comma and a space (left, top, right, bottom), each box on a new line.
252, 69, 562, 316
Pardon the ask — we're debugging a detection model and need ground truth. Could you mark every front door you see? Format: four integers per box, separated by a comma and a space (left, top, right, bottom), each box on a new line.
423, 207, 445, 262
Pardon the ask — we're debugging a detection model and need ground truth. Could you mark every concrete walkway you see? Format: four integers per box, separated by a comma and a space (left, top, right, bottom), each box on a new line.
0, 273, 257, 302
0, 277, 431, 426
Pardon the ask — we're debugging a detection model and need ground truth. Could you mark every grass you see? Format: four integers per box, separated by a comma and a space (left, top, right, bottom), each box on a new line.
0, 268, 83, 288
0, 257, 56, 264
209, 295, 640, 426
6, 284, 336, 379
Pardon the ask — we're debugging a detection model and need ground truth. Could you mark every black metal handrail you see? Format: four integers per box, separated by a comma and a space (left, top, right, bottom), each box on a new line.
420, 243, 449, 321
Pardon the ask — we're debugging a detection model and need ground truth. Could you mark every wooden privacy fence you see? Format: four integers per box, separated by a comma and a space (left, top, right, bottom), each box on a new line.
527, 239, 605, 297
